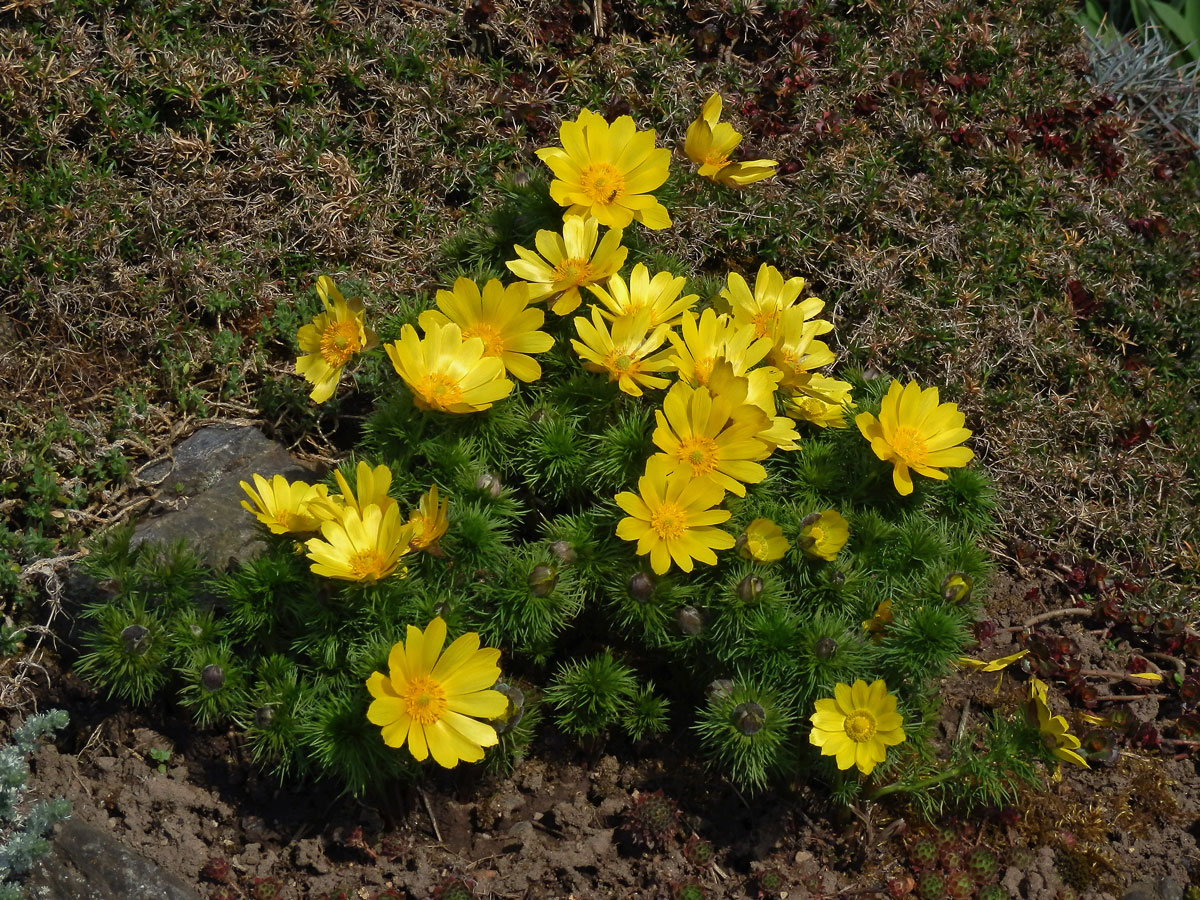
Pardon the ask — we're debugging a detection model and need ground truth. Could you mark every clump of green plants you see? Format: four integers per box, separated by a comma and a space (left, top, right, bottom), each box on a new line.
0, 710, 70, 900
75, 100, 1066, 811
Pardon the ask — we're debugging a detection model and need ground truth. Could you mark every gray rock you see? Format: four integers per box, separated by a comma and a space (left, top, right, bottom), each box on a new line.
131, 424, 320, 568
1155, 877, 1184, 900
25, 818, 203, 900
1121, 883, 1161, 900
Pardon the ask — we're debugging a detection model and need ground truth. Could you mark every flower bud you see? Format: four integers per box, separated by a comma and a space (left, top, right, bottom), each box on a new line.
201, 664, 225, 692
189, 624, 204, 638
941, 572, 973, 605
475, 472, 502, 498
707, 679, 734, 703
121, 624, 150, 656
628, 572, 654, 603
254, 705, 275, 728
549, 540, 576, 564
491, 682, 526, 735
528, 564, 558, 597
737, 574, 764, 604
815, 637, 837, 660
731, 701, 765, 736
676, 606, 703, 636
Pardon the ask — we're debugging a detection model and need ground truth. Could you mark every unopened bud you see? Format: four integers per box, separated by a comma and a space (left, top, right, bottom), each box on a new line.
707, 679, 734, 703
628, 572, 654, 603
254, 705, 275, 728
201, 664, 225, 692
492, 682, 526, 735
121, 624, 150, 656
510, 170, 531, 189
549, 540, 576, 564
676, 606, 703, 636
190, 624, 204, 638
732, 701, 765, 736
815, 637, 837, 660
475, 472, 502, 498
737, 574, 764, 604
528, 564, 558, 597
942, 573, 973, 605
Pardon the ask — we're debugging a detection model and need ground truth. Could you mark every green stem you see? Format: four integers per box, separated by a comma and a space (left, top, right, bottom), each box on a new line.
868, 765, 969, 801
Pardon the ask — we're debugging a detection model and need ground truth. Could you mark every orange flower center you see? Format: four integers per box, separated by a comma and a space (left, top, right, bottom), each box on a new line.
415, 373, 465, 409
401, 674, 448, 725
320, 320, 363, 367
649, 501, 687, 541
348, 549, 392, 581
676, 436, 719, 476
462, 322, 505, 357
552, 257, 594, 287
603, 349, 641, 380
889, 426, 929, 466
703, 151, 731, 169
692, 356, 715, 385
749, 309, 777, 340
844, 711, 877, 743
579, 162, 626, 206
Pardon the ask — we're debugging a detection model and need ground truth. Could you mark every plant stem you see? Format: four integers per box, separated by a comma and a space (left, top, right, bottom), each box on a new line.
869, 765, 968, 800
998, 607, 1092, 633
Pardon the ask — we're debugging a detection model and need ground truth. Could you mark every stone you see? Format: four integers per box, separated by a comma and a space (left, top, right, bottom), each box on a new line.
131, 424, 320, 568
1121, 883, 1159, 900
25, 818, 203, 900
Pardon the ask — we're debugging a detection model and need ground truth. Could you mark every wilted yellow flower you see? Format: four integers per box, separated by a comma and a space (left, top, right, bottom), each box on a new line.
418, 278, 553, 382
305, 503, 416, 583
506, 216, 627, 316
571, 307, 674, 396
239, 473, 329, 534
810, 679, 906, 776
366, 617, 508, 768
667, 308, 771, 387
588, 263, 697, 328
295, 276, 379, 403
652, 381, 770, 497
614, 455, 735, 575
799, 509, 849, 561
1030, 690, 1090, 772
855, 380, 974, 496
737, 517, 789, 563
386, 322, 513, 414
683, 93, 777, 187
409, 483, 450, 553
537, 109, 672, 229
722, 264, 818, 341
957, 650, 1029, 672
862, 599, 893, 642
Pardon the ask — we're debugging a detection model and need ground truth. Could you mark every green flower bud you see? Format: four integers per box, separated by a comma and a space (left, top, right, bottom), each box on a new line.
492, 682, 526, 735
628, 572, 655, 603
475, 472, 502, 498
201, 664, 225, 692
528, 564, 558, 597
737, 574, 764, 604
941, 572, 973, 605
549, 540, 576, 564
731, 701, 765, 736
254, 705, 275, 728
815, 637, 837, 660
676, 606, 703, 636
121, 624, 150, 656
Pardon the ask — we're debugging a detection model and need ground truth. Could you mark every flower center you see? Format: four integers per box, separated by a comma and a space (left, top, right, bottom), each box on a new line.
676, 436, 719, 476
649, 501, 687, 541
414, 373, 465, 409
579, 162, 626, 206
844, 711, 877, 743
703, 151, 731, 169
602, 348, 641, 380
401, 674, 448, 726
462, 322, 505, 357
348, 549, 392, 582
889, 426, 929, 466
320, 320, 363, 367
806, 524, 826, 546
746, 535, 767, 560
692, 356, 715, 385
749, 310, 777, 340
552, 257, 594, 287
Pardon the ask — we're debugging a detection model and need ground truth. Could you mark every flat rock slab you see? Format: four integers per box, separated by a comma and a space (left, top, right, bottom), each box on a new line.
132, 424, 319, 568
26, 818, 203, 900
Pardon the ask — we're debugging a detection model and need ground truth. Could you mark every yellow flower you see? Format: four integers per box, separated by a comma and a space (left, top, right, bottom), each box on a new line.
305, 503, 416, 583
239, 473, 329, 534
862, 599, 893, 642
325, 460, 399, 519
536, 108, 672, 230
667, 308, 772, 387
571, 307, 675, 396
385, 321, 514, 414
652, 381, 770, 497
799, 509, 849, 561
295, 276, 378, 403
855, 380, 974, 496
1032, 692, 1090, 771
366, 617, 509, 768
810, 679, 906, 776
409, 483, 450, 553
786, 375, 854, 428
722, 264, 818, 341
506, 216, 627, 316
737, 517, 789, 563
588, 263, 698, 328
614, 455, 736, 575
957, 650, 1030, 672
683, 93, 778, 187
767, 305, 836, 391
418, 278, 553, 383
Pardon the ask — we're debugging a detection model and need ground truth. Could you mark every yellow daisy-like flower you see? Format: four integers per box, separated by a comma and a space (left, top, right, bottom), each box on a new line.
571, 307, 675, 396
855, 380, 974, 496
366, 617, 509, 768
322, 460, 398, 520
385, 322, 514, 414
652, 381, 771, 497
418, 278, 554, 383
536, 108, 672, 230
295, 275, 379, 404
810, 679, 906, 776
737, 517, 789, 563
767, 306, 836, 391
667, 308, 772, 387
1031, 692, 1090, 771
409, 483, 450, 553
705, 362, 799, 453
614, 455, 736, 575
786, 374, 854, 428
239, 473, 329, 534
683, 93, 778, 187
799, 509, 849, 561
722, 264, 818, 341
588, 263, 698, 328
305, 503, 417, 583
506, 216, 627, 316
